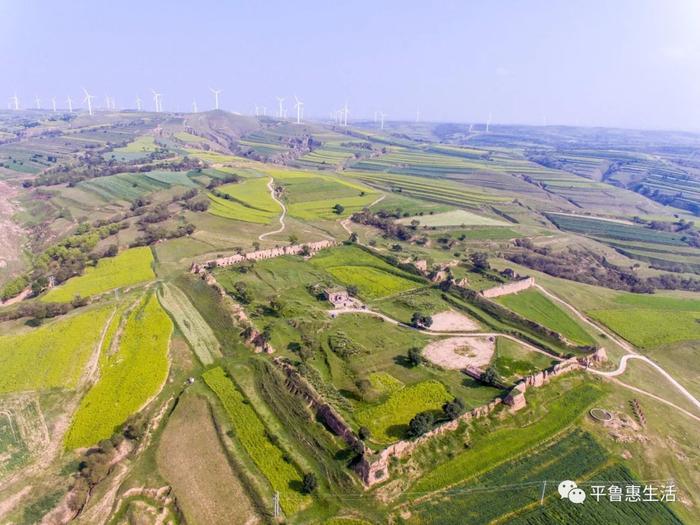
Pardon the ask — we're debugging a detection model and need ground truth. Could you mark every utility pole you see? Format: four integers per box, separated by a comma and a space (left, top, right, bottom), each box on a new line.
540, 480, 547, 505
273, 491, 280, 518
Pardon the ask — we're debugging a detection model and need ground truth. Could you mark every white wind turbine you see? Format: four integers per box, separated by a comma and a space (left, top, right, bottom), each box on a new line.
486, 112, 492, 133
262, 106, 266, 116
51, 97, 57, 112
379, 111, 386, 130
210, 88, 222, 110
136, 96, 142, 111
293, 95, 304, 124
82, 88, 94, 116
10, 93, 20, 110
276, 97, 285, 118
415, 107, 420, 122
341, 101, 349, 127
192, 99, 198, 113
34, 95, 41, 110
254, 104, 259, 116
151, 89, 162, 112
66, 96, 73, 112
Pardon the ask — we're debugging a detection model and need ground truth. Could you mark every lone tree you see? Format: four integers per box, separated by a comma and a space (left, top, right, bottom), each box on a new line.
233, 281, 251, 304
481, 365, 502, 387
443, 398, 465, 420
470, 252, 490, 271
408, 411, 434, 438
333, 203, 345, 215
407, 346, 423, 367
301, 472, 318, 494
288, 234, 299, 245
411, 312, 433, 329
358, 426, 371, 440
349, 232, 358, 243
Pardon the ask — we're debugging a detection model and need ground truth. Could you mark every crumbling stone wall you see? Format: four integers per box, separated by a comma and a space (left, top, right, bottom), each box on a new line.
481, 276, 535, 298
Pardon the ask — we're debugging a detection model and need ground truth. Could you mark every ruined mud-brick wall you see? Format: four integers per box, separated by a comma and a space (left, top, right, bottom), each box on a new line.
196, 239, 337, 270
355, 398, 503, 486
274, 358, 362, 449
480, 276, 535, 298
356, 351, 607, 487
191, 268, 275, 353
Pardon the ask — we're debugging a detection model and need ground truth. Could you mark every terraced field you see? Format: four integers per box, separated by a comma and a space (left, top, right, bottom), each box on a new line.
65, 293, 172, 448
42, 246, 155, 302
547, 213, 690, 246
347, 171, 507, 209
207, 177, 280, 223
270, 169, 379, 220
77, 170, 195, 202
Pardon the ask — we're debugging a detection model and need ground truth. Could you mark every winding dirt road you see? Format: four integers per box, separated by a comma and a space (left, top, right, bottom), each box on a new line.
535, 284, 700, 415
331, 295, 700, 422
340, 193, 386, 236
328, 307, 561, 361
258, 177, 287, 240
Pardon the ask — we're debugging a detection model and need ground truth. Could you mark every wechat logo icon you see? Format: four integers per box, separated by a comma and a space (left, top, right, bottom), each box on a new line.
559, 480, 586, 504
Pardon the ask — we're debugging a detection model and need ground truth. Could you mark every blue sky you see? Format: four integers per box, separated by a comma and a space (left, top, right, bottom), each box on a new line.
2, 0, 700, 130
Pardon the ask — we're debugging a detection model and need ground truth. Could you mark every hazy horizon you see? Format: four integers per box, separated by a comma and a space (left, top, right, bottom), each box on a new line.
3, 0, 700, 132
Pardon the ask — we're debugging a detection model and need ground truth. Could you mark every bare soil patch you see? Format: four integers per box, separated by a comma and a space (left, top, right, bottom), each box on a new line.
429, 310, 479, 332
423, 336, 495, 370
156, 392, 259, 525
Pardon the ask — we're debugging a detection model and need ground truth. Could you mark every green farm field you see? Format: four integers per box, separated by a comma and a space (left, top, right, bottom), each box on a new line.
590, 308, 700, 349
207, 177, 279, 223
490, 337, 557, 384
157, 283, 221, 364
496, 289, 595, 346
310, 245, 424, 300
65, 293, 172, 448
409, 430, 608, 524
355, 380, 453, 443
202, 366, 306, 515
397, 209, 508, 227
0, 305, 113, 393
42, 246, 155, 302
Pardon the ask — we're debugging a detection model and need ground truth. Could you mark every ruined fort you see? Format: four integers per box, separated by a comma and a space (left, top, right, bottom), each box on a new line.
354, 347, 607, 486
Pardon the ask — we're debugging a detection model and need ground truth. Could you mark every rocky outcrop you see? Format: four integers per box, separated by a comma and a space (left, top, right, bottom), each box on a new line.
480, 277, 535, 298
